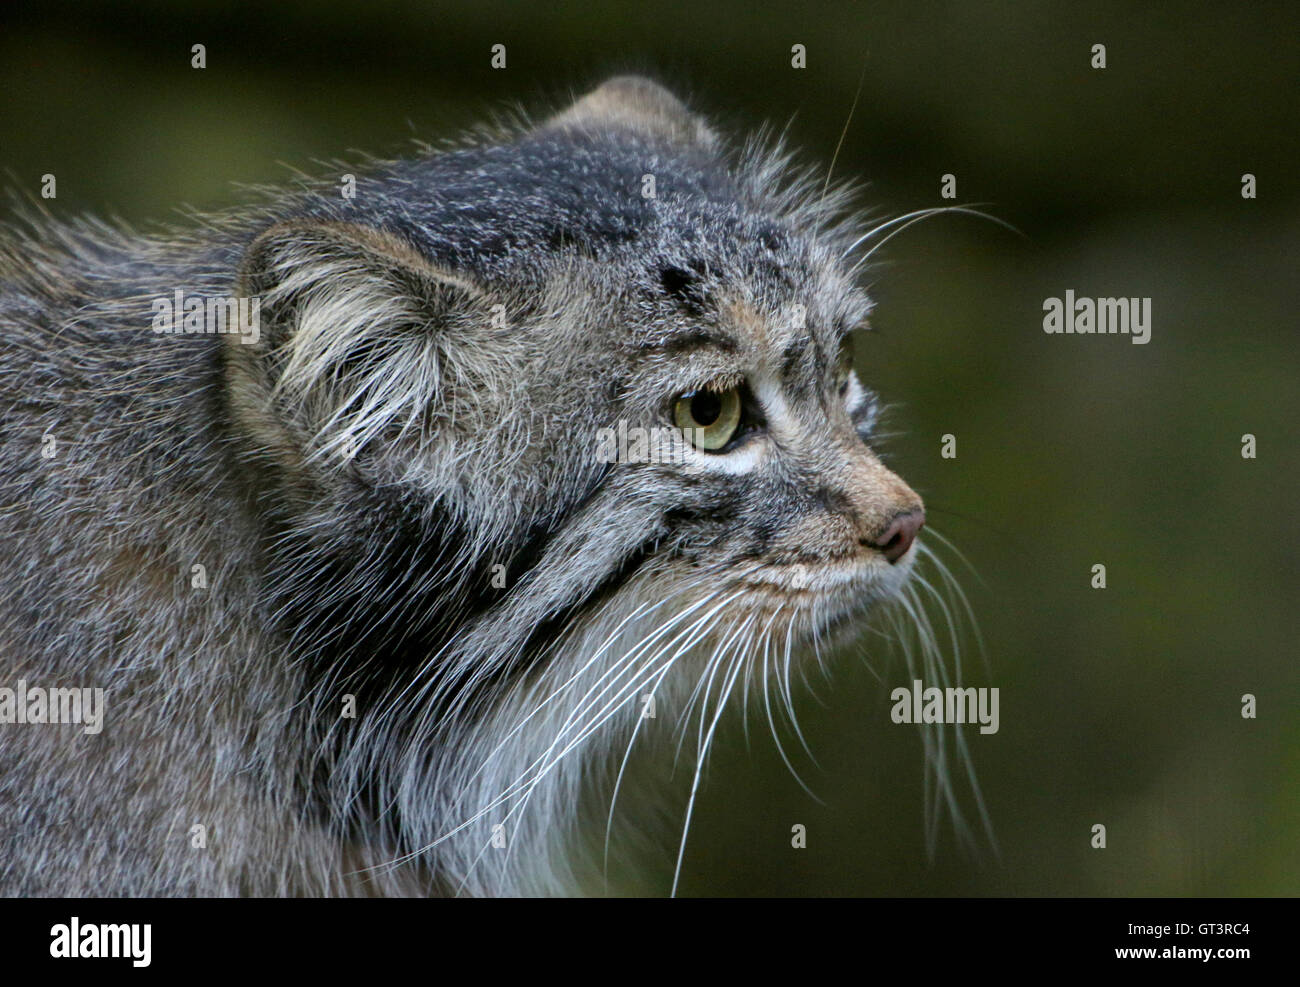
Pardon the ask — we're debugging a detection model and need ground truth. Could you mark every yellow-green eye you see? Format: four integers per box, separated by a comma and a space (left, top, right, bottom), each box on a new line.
673, 387, 742, 451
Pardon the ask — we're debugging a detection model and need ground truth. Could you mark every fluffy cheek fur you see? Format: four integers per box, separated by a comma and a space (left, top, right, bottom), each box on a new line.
374, 562, 786, 896
365, 506, 920, 897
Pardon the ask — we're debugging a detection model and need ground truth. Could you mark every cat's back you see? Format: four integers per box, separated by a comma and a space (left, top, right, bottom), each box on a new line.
0, 217, 299, 896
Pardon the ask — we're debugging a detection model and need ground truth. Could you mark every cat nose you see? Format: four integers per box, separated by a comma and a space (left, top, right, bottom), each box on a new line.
866, 510, 925, 563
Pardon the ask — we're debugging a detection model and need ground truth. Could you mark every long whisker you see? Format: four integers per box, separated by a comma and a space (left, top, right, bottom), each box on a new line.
760, 608, 825, 803
810, 60, 868, 257
460, 580, 758, 880
844, 204, 1023, 276
670, 619, 752, 897
441, 585, 741, 893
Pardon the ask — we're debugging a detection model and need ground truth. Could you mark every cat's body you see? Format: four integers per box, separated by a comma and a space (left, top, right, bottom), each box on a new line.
0, 77, 926, 896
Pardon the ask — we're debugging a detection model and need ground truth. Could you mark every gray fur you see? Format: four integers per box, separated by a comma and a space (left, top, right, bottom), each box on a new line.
0, 76, 930, 896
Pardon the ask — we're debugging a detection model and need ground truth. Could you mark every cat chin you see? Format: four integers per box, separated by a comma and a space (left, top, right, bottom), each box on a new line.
738, 546, 916, 597
727, 547, 918, 638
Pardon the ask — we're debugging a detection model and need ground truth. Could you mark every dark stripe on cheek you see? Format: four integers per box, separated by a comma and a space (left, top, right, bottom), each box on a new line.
515, 528, 665, 665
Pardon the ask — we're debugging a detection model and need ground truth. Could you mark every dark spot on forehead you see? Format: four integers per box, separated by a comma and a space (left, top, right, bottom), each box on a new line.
660, 265, 697, 299
659, 259, 712, 315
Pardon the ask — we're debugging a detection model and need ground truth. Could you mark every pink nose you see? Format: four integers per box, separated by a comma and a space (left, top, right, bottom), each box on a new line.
868, 510, 925, 564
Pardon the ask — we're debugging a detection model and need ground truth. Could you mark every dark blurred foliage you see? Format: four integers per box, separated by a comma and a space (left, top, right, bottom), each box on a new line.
2, 0, 1296, 895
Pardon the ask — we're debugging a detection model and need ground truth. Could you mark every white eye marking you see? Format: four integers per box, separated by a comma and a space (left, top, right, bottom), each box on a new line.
683, 439, 766, 475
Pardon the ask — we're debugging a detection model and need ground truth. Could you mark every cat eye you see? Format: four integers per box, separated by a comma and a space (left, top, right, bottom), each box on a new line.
673, 386, 742, 451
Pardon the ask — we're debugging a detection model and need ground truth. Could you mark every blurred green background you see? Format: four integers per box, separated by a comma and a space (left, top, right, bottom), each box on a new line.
3, 0, 1295, 896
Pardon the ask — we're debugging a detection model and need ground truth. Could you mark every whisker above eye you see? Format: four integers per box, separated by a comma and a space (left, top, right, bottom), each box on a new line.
841, 204, 1023, 273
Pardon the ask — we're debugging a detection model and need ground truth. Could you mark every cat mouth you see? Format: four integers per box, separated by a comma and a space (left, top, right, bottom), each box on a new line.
737, 550, 914, 610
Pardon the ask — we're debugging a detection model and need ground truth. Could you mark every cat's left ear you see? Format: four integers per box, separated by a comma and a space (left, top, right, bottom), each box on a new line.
544, 75, 718, 150
228, 220, 502, 467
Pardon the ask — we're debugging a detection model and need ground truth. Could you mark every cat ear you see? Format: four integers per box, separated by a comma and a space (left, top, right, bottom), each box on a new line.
230, 220, 500, 466
544, 75, 718, 150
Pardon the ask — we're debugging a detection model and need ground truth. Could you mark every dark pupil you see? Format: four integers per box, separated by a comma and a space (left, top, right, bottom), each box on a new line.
690, 391, 722, 426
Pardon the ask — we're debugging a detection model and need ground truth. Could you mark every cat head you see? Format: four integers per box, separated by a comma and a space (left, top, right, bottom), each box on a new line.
228, 76, 923, 661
